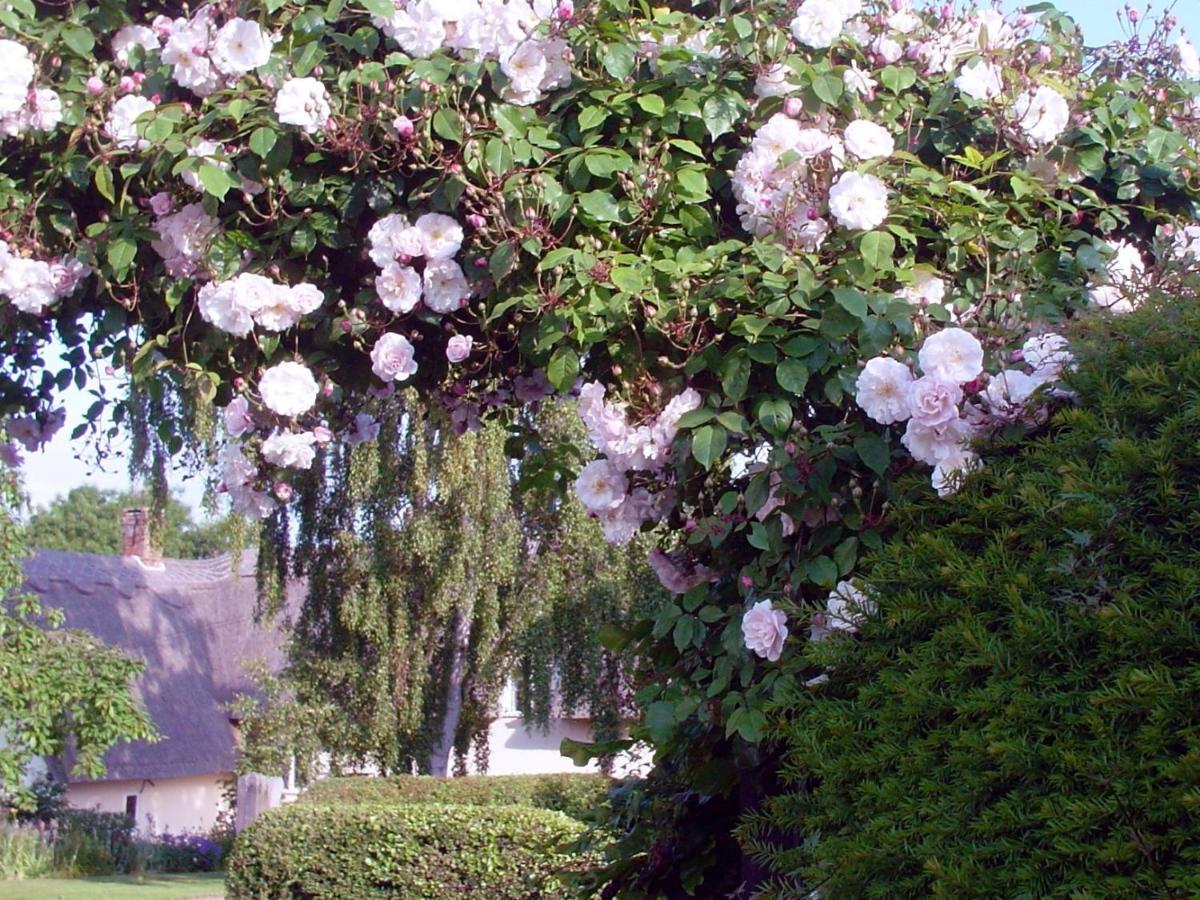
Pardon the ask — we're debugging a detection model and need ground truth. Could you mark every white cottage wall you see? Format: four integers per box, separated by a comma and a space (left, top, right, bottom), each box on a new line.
65, 773, 230, 835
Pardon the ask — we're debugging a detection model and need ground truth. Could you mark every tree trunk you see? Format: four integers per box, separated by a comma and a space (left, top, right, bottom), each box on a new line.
427, 605, 471, 776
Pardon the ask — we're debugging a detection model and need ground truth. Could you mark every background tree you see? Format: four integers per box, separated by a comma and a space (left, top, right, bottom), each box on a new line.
25, 486, 235, 559
0, 470, 156, 811
266, 395, 664, 776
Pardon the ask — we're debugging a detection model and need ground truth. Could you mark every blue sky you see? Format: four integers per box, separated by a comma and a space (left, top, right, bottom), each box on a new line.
18, 0, 1200, 515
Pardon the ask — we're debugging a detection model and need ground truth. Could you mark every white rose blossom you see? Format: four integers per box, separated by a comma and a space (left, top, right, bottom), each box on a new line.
901, 416, 972, 466
1012, 85, 1070, 146
376, 263, 423, 313
843, 120, 895, 160
742, 599, 789, 661
1177, 37, 1200, 79
955, 58, 1003, 101
106, 95, 157, 150
413, 213, 463, 261
1022, 333, 1073, 379
856, 357, 914, 425
223, 397, 255, 438
811, 580, 875, 640
422, 259, 470, 313
261, 430, 318, 470
259, 361, 320, 417
0, 41, 34, 117
446, 334, 474, 363
828, 172, 889, 231
274, 77, 330, 134
908, 377, 963, 427
211, 18, 273, 76
931, 448, 982, 497
111, 25, 161, 66
790, 0, 848, 49
918, 328, 984, 384
370, 333, 419, 383
573, 459, 629, 513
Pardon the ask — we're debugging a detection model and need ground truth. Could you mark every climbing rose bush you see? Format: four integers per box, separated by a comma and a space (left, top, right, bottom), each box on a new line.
1, 0, 1199, 890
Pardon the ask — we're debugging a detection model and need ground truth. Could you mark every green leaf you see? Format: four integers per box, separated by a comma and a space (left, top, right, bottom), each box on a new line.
776, 359, 809, 396
756, 399, 793, 436
807, 555, 839, 587
811, 73, 843, 106
701, 91, 742, 140
577, 106, 608, 131
198, 164, 238, 200
691, 425, 727, 469
674, 408, 717, 429
489, 241, 515, 282
832, 287, 869, 319
854, 433, 891, 476
881, 65, 917, 93
432, 108, 463, 143
602, 43, 636, 80
355, 0, 395, 16
583, 148, 632, 177
609, 267, 643, 294
721, 354, 750, 403
106, 238, 137, 277
546, 347, 580, 391
249, 127, 278, 159
675, 168, 709, 199
578, 191, 622, 223
859, 231, 896, 270
637, 94, 666, 116
645, 701, 677, 744
93, 166, 115, 204
60, 25, 95, 56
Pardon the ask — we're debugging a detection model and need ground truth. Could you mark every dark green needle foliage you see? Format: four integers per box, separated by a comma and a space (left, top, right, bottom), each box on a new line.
748, 296, 1200, 899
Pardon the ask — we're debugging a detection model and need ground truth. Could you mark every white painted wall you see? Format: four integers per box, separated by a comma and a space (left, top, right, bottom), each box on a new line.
470, 716, 651, 778
65, 774, 230, 835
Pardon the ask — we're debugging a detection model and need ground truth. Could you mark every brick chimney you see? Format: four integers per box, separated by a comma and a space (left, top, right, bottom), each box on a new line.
120, 507, 161, 564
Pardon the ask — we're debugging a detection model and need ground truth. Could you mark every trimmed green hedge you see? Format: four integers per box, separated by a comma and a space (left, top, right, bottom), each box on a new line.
225, 802, 586, 898
755, 298, 1200, 898
300, 774, 611, 821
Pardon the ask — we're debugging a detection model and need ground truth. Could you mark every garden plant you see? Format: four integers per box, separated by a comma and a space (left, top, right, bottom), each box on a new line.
1, 0, 1199, 893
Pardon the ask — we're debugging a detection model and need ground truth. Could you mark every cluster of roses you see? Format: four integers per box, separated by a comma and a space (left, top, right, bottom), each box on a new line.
571, 382, 701, 544
855, 326, 1073, 497
741, 579, 876, 663
0, 241, 90, 317
732, 111, 893, 247
369, 0, 574, 106
0, 410, 66, 468
198, 273, 325, 337
366, 210, 479, 387
0, 40, 62, 140
109, 11, 274, 98
216, 359, 384, 517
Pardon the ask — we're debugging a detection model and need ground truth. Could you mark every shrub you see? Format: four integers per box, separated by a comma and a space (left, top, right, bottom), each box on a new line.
146, 832, 223, 873
299, 774, 611, 821
225, 802, 586, 899
0, 824, 54, 880
754, 298, 1200, 898
53, 809, 136, 876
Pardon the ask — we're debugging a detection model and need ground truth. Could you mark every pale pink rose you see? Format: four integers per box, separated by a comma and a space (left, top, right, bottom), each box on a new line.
907, 377, 962, 427
446, 334, 473, 363
573, 458, 628, 512
742, 599, 788, 661
370, 332, 418, 383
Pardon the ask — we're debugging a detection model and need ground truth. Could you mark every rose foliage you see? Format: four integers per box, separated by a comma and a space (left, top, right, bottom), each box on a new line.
2, 0, 1200, 891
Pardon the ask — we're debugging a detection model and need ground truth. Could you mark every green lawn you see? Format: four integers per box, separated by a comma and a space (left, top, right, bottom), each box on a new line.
0, 873, 224, 899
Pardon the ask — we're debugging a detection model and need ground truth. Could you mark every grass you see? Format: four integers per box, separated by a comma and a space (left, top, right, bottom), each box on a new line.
0, 872, 224, 898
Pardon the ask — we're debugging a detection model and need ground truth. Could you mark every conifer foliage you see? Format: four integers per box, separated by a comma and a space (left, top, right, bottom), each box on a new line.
753, 299, 1200, 898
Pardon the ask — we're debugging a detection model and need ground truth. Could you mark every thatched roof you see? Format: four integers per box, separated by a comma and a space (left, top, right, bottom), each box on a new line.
24, 548, 293, 783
